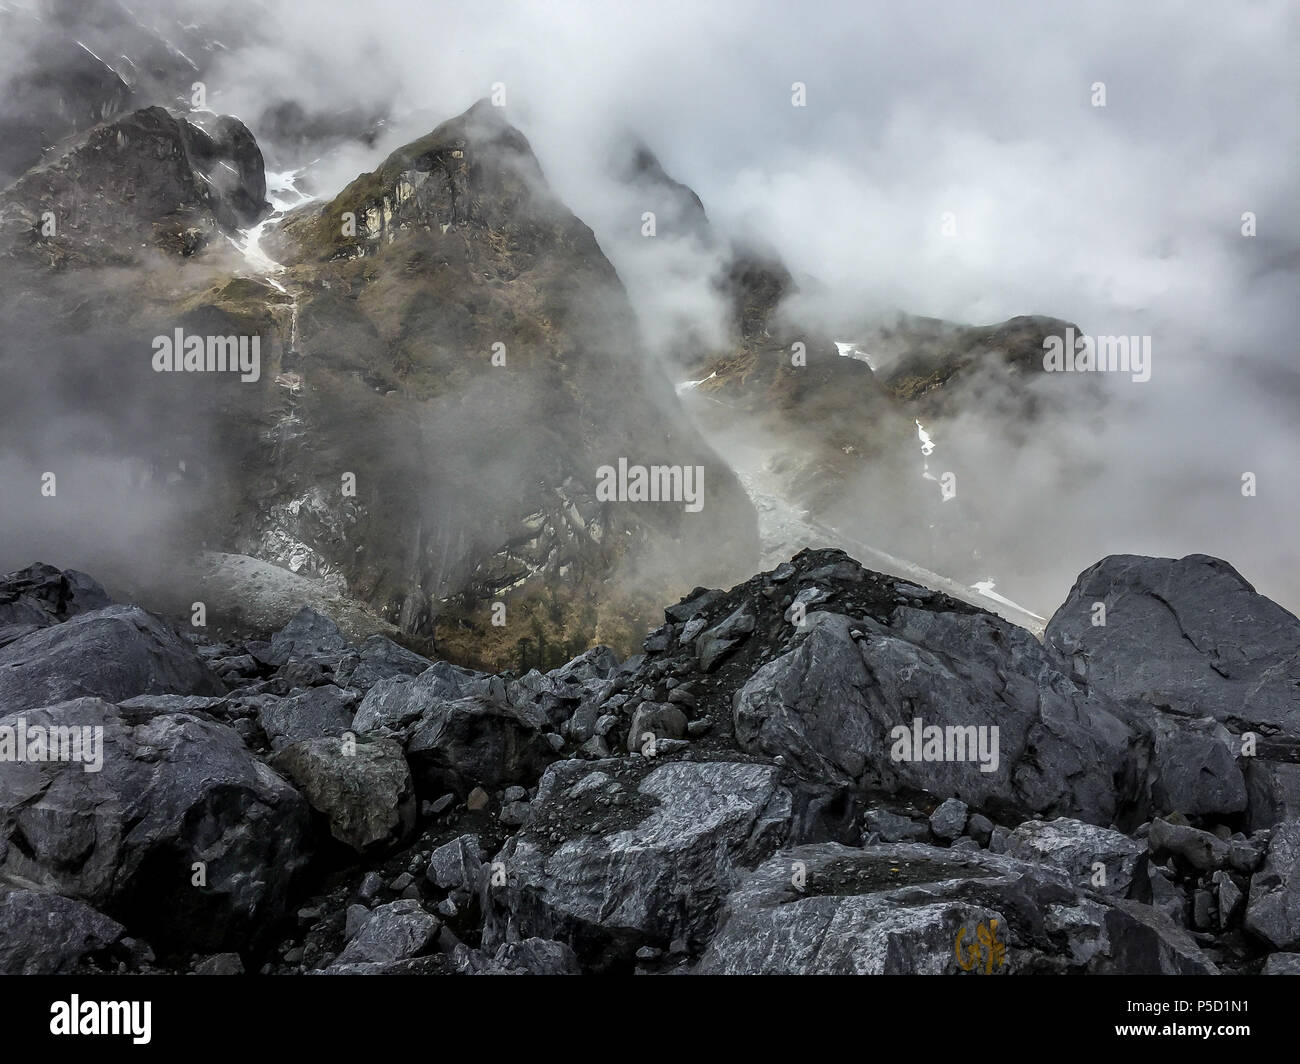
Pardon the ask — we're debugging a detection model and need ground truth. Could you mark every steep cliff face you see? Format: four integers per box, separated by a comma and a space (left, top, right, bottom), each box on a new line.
0, 101, 759, 671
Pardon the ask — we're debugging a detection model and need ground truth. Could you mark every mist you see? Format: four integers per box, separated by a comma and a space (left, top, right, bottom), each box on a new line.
4, 0, 1299, 622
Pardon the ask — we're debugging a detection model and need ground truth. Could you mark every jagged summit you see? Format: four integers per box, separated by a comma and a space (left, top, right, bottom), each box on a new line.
278, 99, 573, 263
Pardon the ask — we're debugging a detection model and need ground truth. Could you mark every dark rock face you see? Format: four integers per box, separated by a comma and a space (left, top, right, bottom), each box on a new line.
0, 554, 1295, 976
2, 95, 757, 675
0, 15, 134, 187
0, 106, 267, 264
259, 100, 759, 668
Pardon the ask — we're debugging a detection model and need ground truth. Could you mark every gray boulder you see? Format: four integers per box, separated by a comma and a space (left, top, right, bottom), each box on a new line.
1143, 714, 1246, 820
337, 635, 432, 693
332, 899, 439, 966
1006, 817, 1145, 896
1148, 818, 1230, 872
0, 563, 112, 636
482, 758, 797, 965
1244, 820, 1300, 950
929, 798, 968, 841
0, 605, 225, 713
696, 604, 757, 672
0, 698, 311, 951
427, 834, 487, 892
453, 938, 582, 975
403, 696, 557, 796
627, 703, 687, 753
863, 808, 930, 843
0, 889, 125, 974
271, 736, 415, 853
732, 610, 1133, 824
695, 842, 1215, 975
1045, 554, 1300, 735
353, 661, 504, 733
267, 606, 351, 667
257, 684, 355, 751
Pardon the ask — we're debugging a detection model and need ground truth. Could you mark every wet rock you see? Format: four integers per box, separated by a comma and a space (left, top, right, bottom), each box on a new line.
0, 563, 112, 631
353, 662, 504, 733
338, 635, 433, 692
1143, 715, 1246, 820
194, 952, 244, 975
1262, 953, 1300, 974
1045, 554, 1300, 735
1148, 818, 1230, 872
697, 604, 757, 672
929, 798, 968, 841
731, 610, 1131, 824
864, 809, 930, 843
331, 900, 438, 966
627, 703, 687, 752
403, 696, 556, 796
427, 835, 487, 892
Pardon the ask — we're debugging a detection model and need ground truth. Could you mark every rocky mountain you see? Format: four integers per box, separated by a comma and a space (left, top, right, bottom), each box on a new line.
0, 97, 759, 672
3, 550, 1299, 975
619, 146, 1094, 610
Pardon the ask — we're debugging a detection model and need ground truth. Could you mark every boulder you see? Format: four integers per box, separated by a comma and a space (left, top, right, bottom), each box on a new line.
257, 684, 355, 752
732, 610, 1133, 824
403, 696, 557, 796
271, 736, 415, 854
1006, 817, 1145, 896
331, 899, 438, 966
0, 698, 311, 952
0, 889, 125, 974
482, 758, 797, 966
696, 842, 1215, 975
1045, 554, 1300, 735
353, 661, 504, 734
0, 563, 112, 632
337, 635, 432, 692
1244, 820, 1300, 950
0, 605, 225, 713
